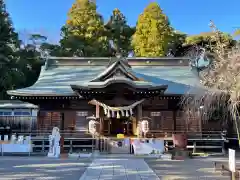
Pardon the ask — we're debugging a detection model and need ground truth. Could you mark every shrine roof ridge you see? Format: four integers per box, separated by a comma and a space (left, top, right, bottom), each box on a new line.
45, 57, 190, 69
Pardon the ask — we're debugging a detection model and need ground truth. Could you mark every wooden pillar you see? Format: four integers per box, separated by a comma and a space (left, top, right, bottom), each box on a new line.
96, 104, 99, 118
132, 117, 137, 135
108, 120, 110, 135
99, 118, 103, 135
137, 104, 143, 138
137, 104, 143, 121
199, 114, 202, 134
173, 111, 176, 133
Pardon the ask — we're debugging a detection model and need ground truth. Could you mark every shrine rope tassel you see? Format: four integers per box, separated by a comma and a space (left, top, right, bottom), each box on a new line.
88, 99, 145, 118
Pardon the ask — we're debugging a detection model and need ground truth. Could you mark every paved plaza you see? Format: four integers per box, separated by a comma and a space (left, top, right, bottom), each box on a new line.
146, 157, 231, 180
79, 158, 160, 180
0, 156, 235, 180
0, 157, 91, 180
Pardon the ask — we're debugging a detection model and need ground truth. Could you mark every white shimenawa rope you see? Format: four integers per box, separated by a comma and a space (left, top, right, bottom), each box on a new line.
88, 99, 145, 118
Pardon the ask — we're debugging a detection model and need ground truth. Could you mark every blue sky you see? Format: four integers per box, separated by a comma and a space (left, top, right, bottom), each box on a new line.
5, 0, 240, 44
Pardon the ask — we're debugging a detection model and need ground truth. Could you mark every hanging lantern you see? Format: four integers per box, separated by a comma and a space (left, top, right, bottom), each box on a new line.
141, 120, 149, 134
87, 116, 97, 135
88, 120, 97, 134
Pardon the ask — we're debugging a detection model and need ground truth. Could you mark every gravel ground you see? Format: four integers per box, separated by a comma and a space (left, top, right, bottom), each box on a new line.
0, 157, 92, 180
145, 157, 232, 180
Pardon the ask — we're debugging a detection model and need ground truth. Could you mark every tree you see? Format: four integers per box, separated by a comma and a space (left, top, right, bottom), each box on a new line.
167, 31, 187, 57
182, 21, 240, 144
184, 31, 235, 52
233, 29, 240, 38
105, 8, 135, 57
132, 2, 173, 57
17, 35, 44, 88
60, 0, 109, 57
40, 42, 62, 57
0, 0, 24, 99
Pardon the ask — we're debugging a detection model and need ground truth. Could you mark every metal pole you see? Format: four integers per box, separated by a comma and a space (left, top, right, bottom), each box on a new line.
70, 140, 72, 154
1, 143, 3, 156
42, 139, 45, 152
92, 135, 94, 153
28, 132, 31, 156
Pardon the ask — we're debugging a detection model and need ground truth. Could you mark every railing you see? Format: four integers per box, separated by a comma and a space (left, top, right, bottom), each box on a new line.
9, 130, 92, 138
32, 137, 96, 154
10, 130, 224, 138
0, 131, 226, 156
0, 137, 97, 156
147, 130, 223, 138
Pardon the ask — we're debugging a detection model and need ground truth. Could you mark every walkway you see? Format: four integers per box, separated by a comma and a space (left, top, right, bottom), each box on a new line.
79, 158, 160, 180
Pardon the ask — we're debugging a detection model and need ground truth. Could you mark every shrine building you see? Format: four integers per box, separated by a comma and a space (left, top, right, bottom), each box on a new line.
7, 57, 222, 137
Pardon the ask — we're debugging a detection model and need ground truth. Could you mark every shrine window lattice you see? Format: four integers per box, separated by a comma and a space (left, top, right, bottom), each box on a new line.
0, 109, 33, 131
150, 112, 161, 117
76, 111, 88, 117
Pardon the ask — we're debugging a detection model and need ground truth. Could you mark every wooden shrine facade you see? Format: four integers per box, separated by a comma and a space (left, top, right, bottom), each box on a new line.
12, 95, 222, 137
7, 57, 223, 137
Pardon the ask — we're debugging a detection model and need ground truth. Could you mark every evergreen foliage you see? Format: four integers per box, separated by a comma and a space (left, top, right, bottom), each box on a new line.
105, 8, 135, 57
0, 0, 23, 99
60, 0, 109, 57
132, 2, 173, 57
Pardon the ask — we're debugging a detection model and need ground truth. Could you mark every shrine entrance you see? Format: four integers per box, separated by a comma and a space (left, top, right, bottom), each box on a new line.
109, 117, 133, 136
88, 99, 141, 137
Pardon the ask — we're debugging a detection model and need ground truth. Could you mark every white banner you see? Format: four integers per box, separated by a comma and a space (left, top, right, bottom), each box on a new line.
131, 139, 164, 155
229, 148, 236, 172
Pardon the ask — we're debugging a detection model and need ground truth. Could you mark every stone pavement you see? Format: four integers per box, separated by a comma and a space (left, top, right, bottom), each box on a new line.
79, 158, 160, 180
0, 157, 91, 180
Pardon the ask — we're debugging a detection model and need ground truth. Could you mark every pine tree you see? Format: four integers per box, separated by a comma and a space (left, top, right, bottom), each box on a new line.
105, 8, 135, 57
132, 2, 173, 57
0, 0, 22, 99
60, 0, 109, 57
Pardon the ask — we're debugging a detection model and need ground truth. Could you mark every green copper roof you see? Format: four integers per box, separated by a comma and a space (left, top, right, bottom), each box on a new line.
0, 100, 38, 109
7, 57, 203, 96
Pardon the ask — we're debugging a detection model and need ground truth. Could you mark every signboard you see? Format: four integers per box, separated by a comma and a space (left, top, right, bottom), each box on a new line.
229, 148, 236, 172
